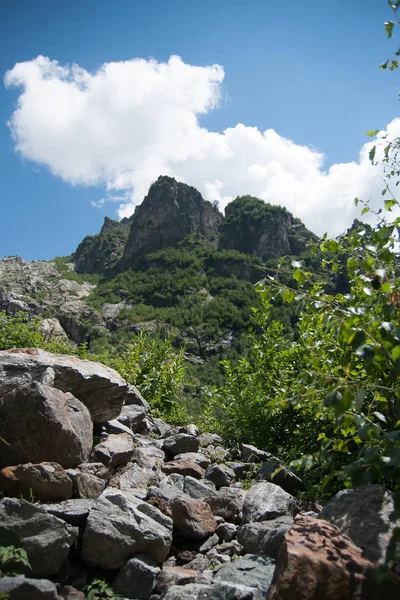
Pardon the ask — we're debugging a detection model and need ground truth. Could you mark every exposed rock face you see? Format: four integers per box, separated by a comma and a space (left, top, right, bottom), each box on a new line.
0, 497, 78, 577
220, 196, 316, 261
0, 348, 128, 422
73, 216, 132, 275
118, 176, 222, 270
0, 382, 92, 469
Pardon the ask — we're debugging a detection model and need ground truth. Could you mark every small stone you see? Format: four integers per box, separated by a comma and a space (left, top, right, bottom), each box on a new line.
91, 433, 135, 469
113, 554, 160, 599
216, 522, 237, 542
205, 464, 235, 489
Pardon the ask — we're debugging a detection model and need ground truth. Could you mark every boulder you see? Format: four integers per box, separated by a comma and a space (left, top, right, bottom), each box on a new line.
0, 382, 92, 469
267, 515, 400, 600
116, 404, 147, 432
81, 488, 172, 568
161, 582, 262, 599
215, 554, 275, 597
132, 445, 165, 470
241, 444, 273, 464
0, 497, 78, 577
0, 576, 60, 600
237, 517, 294, 558
174, 452, 210, 469
0, 462, 73, 502
125, 383, 150, 411
167, 496, 217, 539
162, 460, 205, 479
216, 522, 238, 543
110, 462, 154, 493
183, 476, 217, 500
66, 462, 109, 499
113, 554, 160, 599
205, 487, 246, 524
91, 433, 135, 468
318, 484, 400, 564
163, 434, 200, 456
205, 464, 236, 489
242, 483, 297, 524
0, 348, 129, 422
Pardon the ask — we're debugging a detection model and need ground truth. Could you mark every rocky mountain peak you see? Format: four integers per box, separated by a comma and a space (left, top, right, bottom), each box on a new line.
118, 176, 222, 270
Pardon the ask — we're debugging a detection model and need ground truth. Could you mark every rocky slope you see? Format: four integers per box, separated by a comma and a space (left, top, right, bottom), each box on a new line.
0, 349, 399, 599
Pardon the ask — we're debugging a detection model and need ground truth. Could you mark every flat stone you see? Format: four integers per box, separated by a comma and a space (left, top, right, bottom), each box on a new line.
174, 452, 210, 469
215, 554, 275, 597
0, 462, 72, 502
41, 499, 94, 526
161, 582, 262, 599
162, 460, 205, 479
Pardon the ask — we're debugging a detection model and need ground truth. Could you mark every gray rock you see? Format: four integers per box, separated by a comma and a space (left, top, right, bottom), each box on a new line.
198, 433, 224, 447
226, 462, 252, 479
151, 418, 173, 438
242, 482, 297, 523
163, 434, 200, 457
241, 444, 273, 464
111, 463, 154, 493
134, 434, 164, 449
318, 484, 400, 564
216, 522, 238, 543
41, 499, 94, 526
161, 582, 262, 599
117, 405, 147, 432
133, 446, 165, 470
255, 460, 302, 495
82, 488, 172, 568
215, 540, 243, 556
205, 487, 246, 523
0, 497, 78, 577
104, 419, 135, 437
237, 516, 293, 558
92, 433, 135, 469
114, 554, 160, 599
199, 533, 219, 553
162, 460, 205, 480
0, 576, 60, 600
0, 462, 73, 502
184, 476, 217, 500
66, 462, 110, 499
175, 424, 200, 437
125, 384, 150, 411
0, 348, 130, 422
0, 382, 92, 469
174, 452, 210, 469
214, 554, 275, 597
156, 566, 199, 594
185, 554, 210, 573
205, 464, 235, 489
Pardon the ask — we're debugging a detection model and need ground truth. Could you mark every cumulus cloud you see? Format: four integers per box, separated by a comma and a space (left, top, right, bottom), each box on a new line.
4, 54, 400, 237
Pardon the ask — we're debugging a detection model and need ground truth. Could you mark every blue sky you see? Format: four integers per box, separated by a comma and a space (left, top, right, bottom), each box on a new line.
1, 0, 399, 260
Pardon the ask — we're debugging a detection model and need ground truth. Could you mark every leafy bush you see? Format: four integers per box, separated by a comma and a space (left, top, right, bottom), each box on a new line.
0, 546, 31, 576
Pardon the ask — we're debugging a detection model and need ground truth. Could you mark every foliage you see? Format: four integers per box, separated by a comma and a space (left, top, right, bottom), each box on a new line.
0, 546, 31, 577
105, 332, 188, 424
84, 577, 120, 600
0, 311, 45, 350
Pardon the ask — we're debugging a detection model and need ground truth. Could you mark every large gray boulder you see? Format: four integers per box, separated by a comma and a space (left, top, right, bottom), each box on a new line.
81, 488, 173, 568
0, 576, 60, 600
242, 482, 297, 524
318, 484, 400, 564
0, 497, 78, 577
0, 348, 129, 422
0, 382, 92, 469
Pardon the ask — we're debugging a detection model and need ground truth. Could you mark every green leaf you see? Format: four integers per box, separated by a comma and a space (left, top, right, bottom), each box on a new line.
366, 130, 380, 137
384, 198, 397, 210
385, 21, 394, 38
355, 388, 366, 412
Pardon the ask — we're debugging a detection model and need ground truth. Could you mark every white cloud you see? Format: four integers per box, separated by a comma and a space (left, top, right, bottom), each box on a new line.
4, 55, 400, 237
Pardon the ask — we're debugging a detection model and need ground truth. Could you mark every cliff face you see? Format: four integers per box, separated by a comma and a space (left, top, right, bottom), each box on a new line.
118, 176, 222, 270
219, 196, 317, 261
73, 217, 131, 275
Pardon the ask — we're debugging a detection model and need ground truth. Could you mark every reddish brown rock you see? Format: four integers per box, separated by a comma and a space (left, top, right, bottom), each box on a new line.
0, 462, 72, 502
162, 460, 205, 480
156, 566, 199, 594
267, 515, 400, 600
167, 496, 217, 540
